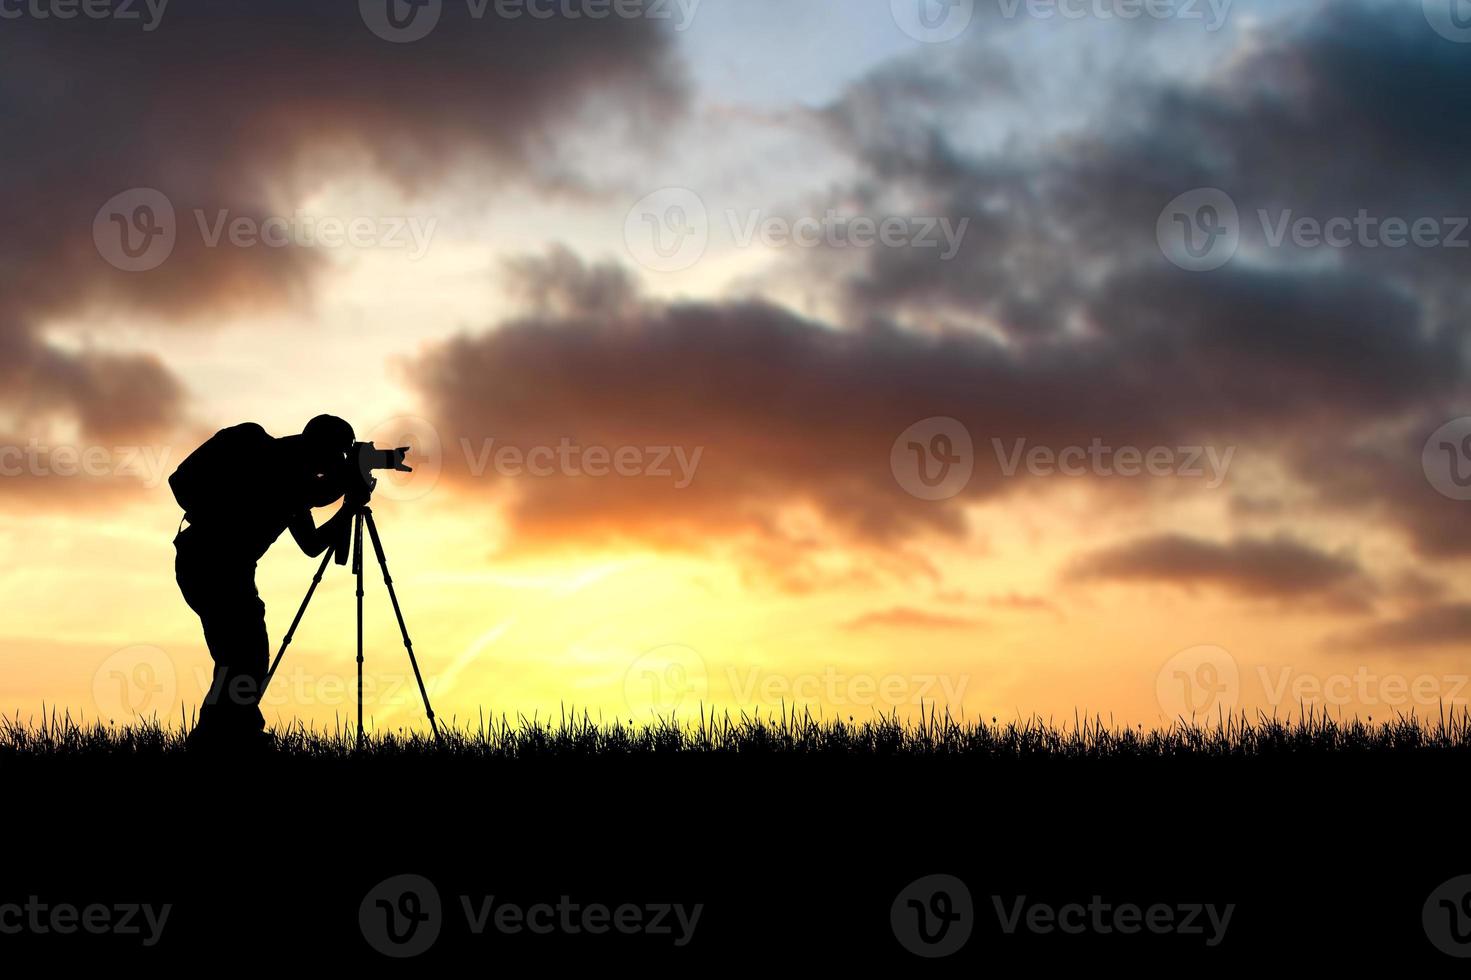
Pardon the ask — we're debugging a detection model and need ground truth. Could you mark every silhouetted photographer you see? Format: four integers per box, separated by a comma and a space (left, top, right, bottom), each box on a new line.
169, 415, 409, 751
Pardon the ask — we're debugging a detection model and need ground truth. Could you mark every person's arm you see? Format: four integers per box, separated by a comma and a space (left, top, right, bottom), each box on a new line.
290, 475, 374, 557
289, 506, 352, 558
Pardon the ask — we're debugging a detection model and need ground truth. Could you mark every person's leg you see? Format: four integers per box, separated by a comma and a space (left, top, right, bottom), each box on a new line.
199, 610, 265, 732
178, 553, 269, 745
176, 549, 219, 739
228, 589, 269, 735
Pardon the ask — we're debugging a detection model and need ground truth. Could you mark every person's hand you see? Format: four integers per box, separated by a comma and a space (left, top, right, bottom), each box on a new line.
342, 482, 372, 512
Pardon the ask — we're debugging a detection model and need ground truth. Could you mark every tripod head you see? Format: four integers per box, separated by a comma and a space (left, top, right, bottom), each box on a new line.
328, 441, 409, 566
332, 483, 375, 567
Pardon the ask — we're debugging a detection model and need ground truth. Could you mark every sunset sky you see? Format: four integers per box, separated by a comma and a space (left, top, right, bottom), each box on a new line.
4, 0, 1470, 731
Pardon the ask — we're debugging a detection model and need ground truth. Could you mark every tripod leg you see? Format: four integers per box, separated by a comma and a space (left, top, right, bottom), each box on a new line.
261, 548, 334, 700
362, 508, 443, 744
354, 510, 366, 752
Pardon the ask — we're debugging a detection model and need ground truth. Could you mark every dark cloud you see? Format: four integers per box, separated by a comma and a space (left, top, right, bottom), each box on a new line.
403, 4, 1471, 585
1329, 602, 1471, 653
823, 2, 1471, 337
413, 288, 975, 554
1078, 265, 1453, 433
1389, 570, 1449, 605
501, 245, 644, 321
409, 246, 1455, 572
1067, 533, 1374, 610
807, 1, 1471, 561
3, 344, 185, 442
0, 2, 682, 441
1283, 417, 1471, 558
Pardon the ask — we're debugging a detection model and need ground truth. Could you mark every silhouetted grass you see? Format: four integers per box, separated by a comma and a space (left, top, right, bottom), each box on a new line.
5, 704, 1471, 761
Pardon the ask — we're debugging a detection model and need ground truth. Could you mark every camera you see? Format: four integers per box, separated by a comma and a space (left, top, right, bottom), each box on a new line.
346, 441, 413, 495
327, 443, 412, 566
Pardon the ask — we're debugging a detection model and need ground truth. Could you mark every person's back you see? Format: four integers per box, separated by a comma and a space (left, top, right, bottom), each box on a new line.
173, 422, 351, 562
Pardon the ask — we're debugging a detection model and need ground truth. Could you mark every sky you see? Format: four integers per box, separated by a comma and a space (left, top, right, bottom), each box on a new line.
3, 0, 1471, 732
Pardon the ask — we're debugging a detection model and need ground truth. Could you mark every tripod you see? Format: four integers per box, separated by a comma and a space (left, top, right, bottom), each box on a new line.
259, 505, 442, 749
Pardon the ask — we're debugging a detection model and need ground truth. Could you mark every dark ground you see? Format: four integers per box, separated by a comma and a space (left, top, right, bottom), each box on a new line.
3, 749, 1467, 969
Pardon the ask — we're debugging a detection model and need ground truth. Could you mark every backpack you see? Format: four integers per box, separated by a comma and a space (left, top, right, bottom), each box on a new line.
170, 423, 274, 524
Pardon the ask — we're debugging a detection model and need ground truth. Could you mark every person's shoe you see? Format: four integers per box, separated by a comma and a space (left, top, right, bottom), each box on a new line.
185, 723, 221, 753
185, 724, 274, 756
